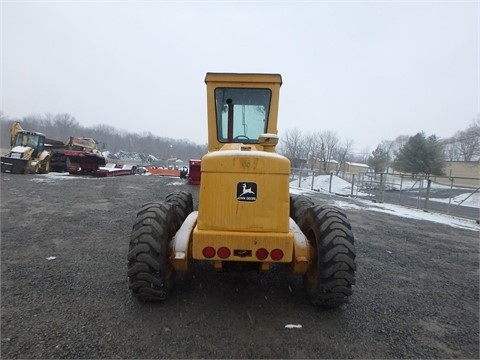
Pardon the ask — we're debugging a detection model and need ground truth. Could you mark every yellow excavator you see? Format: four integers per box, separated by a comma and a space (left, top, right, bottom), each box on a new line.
1, 121, 106, 174
1, 122, 51, 174
127, 73, 357, 307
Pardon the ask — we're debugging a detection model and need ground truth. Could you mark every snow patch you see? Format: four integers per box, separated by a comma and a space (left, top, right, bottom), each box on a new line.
285, 324, 302, 329
333, 199, 479, 231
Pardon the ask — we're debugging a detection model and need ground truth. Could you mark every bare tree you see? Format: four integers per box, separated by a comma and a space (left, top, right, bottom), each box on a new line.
368, 144, 390, 173
280, 128, 306, 168
442, 116, 480, 161
318, 131, 339, 171
304, 131, 323, 170
369, 140, 395, 172
3, 110, 478, 167
0, 114, 207, 161
453, 118, 480, 161
354, 147, 371, 164
335, 138, 354, 175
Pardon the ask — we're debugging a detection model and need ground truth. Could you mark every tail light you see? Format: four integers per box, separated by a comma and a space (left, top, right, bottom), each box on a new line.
270, 249, 284, 261
203, 246, 284, 261
202, 246, 215, 258
217, 247, 231, 259
256, 248, 269, 260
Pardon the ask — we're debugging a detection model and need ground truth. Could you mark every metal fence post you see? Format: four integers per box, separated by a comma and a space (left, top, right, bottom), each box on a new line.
424, 178, 432, 211
399, 174, 404, 204
416, 178, 423, 209
379, 173, 384, 203
447, 177, 454, 215
329, 172, 333, 193
351, 174, 355, 197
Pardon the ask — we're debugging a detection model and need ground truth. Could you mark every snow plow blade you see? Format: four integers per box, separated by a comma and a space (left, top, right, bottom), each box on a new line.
94, 164, 136, 177
146, 166, 180, 177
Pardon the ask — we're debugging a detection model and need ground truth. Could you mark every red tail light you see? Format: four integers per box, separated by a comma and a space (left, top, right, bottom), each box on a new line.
217, 247, 231, 259
256, 248, 269, 260
270, 249, 284, 261
202, 246, 215, 258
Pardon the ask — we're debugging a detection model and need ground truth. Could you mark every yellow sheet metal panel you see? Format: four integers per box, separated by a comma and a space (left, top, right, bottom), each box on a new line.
197, 173, 290, 232
205, 73, 282, 84
197, 149, 290, 233
200, 144, 290, 173
192, 226, 294, 263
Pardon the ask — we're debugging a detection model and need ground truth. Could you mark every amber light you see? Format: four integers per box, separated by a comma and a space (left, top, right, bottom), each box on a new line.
202, 246, 215, 258
270, 249, 284, 261
217, 247, 231, 259
256, 248, 269, 260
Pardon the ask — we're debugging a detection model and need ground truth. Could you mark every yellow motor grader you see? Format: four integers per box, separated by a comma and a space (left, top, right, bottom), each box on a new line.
127, 73, 356, 307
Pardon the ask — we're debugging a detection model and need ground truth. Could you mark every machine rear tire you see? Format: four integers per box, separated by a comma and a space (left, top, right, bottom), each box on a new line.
300, 205, 356, 308
127, 202, 177, 301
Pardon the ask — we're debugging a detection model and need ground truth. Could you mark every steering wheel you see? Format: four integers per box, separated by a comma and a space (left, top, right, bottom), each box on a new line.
233, 135, 251, 141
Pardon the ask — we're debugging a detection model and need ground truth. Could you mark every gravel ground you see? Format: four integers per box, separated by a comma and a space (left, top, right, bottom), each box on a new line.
1, 173, 479, 359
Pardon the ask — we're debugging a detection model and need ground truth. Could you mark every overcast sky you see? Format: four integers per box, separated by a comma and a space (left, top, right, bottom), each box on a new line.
1, 0, 478, 154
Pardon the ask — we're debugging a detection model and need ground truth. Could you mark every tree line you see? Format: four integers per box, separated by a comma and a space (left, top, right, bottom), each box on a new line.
368, 118, 479, 175
0, 113, 208, 162
1, 112, 478, 176
280, 117, 480, 176
278, 128, 356, 173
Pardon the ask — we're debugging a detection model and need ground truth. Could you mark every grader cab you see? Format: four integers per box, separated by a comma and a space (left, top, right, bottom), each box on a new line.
127, 73, 356, 307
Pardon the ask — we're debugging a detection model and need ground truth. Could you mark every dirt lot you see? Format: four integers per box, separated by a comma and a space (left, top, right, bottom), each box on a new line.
1, 173, 479, 359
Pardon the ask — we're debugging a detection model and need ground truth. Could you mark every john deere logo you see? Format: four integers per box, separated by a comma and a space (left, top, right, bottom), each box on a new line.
237, 182, 257, 202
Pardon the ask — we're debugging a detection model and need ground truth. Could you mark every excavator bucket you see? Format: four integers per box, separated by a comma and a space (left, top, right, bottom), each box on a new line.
0, 156, 29, 174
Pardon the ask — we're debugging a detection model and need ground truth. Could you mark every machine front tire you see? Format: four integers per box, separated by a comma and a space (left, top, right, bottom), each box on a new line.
301, 205, 356, 308
127, 202, 177, 301
166, 191, 193, 228
39, 156, 50, 174
290, 194, 315, 229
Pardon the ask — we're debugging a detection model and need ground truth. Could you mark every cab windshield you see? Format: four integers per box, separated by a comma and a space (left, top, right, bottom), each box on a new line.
214, 88, 271, 143
15, 133, 44, 149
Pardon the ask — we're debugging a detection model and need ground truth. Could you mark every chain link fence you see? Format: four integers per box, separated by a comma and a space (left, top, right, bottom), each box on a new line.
290, 168, 480, 221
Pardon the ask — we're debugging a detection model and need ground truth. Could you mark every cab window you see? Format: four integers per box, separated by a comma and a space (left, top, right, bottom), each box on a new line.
214, 88, 271, 143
